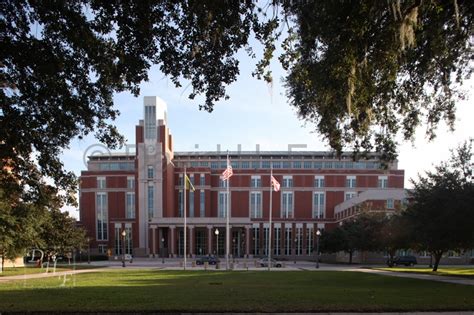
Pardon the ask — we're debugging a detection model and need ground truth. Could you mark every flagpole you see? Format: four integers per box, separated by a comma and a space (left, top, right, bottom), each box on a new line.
268, 165, 273, 271
226, 151, 230, 271
184, 166, 187, 270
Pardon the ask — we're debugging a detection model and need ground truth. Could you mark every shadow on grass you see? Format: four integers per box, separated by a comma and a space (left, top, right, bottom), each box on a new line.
1, 271, 473, 313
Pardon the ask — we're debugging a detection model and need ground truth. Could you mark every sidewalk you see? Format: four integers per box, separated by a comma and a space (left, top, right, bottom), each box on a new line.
1, 261, 472, 287
0, 268, 106, 283
351, 268, 474, 286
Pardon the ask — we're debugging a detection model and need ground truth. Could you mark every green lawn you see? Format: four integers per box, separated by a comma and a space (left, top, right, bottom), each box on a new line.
377, 267, 474, 278
0, 264, 103, 277
0, 270, 473, 312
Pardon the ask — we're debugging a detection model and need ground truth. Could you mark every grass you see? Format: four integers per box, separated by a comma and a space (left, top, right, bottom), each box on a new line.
377, 267, 474, 278
0, 270, 473, 312
0, 264, 103, 277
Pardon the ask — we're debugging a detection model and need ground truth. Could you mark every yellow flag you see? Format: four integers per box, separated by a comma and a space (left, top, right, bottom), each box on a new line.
185, 175, 195, 192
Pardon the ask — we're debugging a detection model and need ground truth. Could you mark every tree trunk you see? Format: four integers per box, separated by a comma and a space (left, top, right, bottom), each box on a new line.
349, 251, 353, 264
432, 251, 443, 272
1, 250, 4, 274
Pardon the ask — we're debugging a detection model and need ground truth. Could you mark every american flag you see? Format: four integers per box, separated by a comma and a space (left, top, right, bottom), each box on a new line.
271, 176, 280, 192
221, 158, 233, 181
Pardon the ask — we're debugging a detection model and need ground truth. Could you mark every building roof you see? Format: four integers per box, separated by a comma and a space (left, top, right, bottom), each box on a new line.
173, 151, 384, 159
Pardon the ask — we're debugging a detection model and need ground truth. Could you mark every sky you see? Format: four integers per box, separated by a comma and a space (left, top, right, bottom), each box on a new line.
61, 39, 474, 217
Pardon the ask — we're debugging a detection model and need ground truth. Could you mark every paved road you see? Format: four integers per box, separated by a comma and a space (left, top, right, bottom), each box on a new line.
0, 268, 105, 283
1, 260, 473, 286
350, 267, 474, 286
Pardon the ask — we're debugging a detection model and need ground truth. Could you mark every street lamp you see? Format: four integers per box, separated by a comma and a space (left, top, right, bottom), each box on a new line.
214, 228, 219, 257
316, 230, 321, 269
161, 237, 165, 264
121, 229, 126, 268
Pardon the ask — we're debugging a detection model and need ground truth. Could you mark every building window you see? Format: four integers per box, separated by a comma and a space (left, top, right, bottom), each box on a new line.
262, 161, 270, 169
147, 166, 154, 179
231, 161, 239, 169
241, 161, 250, 169
386, 198, 394, 209
219, 161, 227, 168
282, 176, 293, 188
314, 161, 323, 169
285, 227, 292, 255
199, 161, 209, 167
190, 161, 199, 167
96, 192, 108, 240
195, 230, 207, 256
252, 227, 260, 256
114, 226, 123, 255
314, 176, 325, 188
447, 250, 461, 258
335, 161, 344, 169
250, 176, 261, 188
281, 192, 293, 218
98, 244, 107, 254
263, 227, 269, 256
306, 227, 314, 255
178, 230, 184, 256
293, 161, 301, 169
346, 176, 356, 188
144, 105, 156, 140
296, 228, 303, 255
313, 192, 325, 219
323, 161, 333, 169
178, 190, 183, 217
98, 162, 135, 171
250, 192, 262, 218
218, 191, 228, 218
219, 178, 228, 188
147, 185, 154, 218
97, 177, 106, 189
345, 161, 354, 169
345, 191, 357, 201
125, 226, 132, 255
303, 161, 312, 169
251, 161, 260, 169
378, 176, 388, 188
282, 161, 291, 168
126, 192, 135, 219
178, 174, 184, 187
274, 227, 281, 256
188, 191, 194, 217
211, 161, 218, 169
200, 174, 205, 186
127, 177, 135, 189
200, 190, 205, 217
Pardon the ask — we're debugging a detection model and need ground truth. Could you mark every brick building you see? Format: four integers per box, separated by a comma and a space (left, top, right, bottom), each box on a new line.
79, 96, 407, 258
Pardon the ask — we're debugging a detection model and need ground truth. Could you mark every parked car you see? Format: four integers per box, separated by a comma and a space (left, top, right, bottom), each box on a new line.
196, 256, 219, 265
387, 255, 417, 267
259, 257, 283, 268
